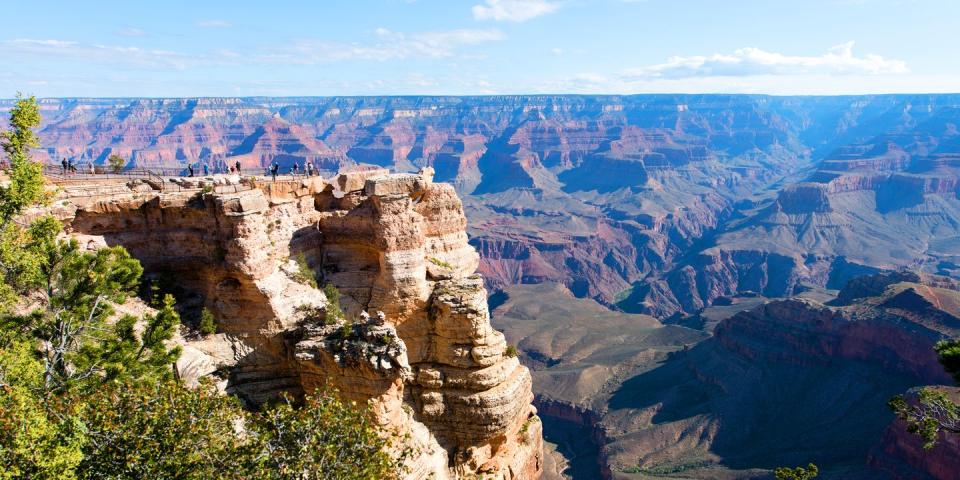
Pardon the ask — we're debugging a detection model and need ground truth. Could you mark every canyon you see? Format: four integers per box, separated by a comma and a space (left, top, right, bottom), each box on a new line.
8, 94, 960, 478
5, 94, 959, 311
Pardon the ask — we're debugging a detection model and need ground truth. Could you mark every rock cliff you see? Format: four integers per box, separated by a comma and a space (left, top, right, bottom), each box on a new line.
55, 170, 543, 479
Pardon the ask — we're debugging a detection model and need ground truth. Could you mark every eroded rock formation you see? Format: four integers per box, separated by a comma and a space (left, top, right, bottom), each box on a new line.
55, 170, 542, 479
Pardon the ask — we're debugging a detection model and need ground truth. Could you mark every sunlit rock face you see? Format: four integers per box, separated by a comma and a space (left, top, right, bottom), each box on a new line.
57, 170, 542, 480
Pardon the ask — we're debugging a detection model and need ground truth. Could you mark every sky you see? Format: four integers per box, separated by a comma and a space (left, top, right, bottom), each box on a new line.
1, 0, 958, 97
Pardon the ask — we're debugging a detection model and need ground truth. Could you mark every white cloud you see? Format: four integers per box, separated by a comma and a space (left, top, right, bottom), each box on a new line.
115, 27, 147, 37
624, 42, 908, 79
0, 27, 504, 72
472, 0, 560, 22
0, 38, 199, 69
196, 19, 232, 28
262, 28, 505, 63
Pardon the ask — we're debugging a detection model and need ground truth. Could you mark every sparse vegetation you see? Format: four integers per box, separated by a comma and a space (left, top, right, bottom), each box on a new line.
339, 318, 355, 340
107, 154, 126, 174
622, 459, 713, 475
504, 344, 519, 358
292, 253, 319, 288
774, 463, 819, 480
890, 338, 960, 448
324, 282, 345, 323
295, 303, 335, 326
198, 307, 217, 335
429, 257, 453, 269
518, 415, 539, 443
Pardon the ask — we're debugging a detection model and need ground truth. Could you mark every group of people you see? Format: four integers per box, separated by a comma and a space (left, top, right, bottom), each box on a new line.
54, 157, 322, 181
59, 158, 94, 175
187, 160, 242, 177
268, 160, 318, 180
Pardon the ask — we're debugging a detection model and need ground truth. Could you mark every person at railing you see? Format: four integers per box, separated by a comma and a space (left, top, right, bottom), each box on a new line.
203, 163, 209, 176
270, 161, 279, 181
306, 162, 314, 177
88, 161, 94, 175
61, 158, 68, 175
188, 163, 194, 177
235, 160, 241, 175
292, 162, 299, 177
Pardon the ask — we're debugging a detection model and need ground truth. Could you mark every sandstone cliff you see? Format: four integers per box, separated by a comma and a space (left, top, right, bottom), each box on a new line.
55, 170, 542, 479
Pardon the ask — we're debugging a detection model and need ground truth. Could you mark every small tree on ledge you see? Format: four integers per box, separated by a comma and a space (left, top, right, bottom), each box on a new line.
107, 154, 126, 174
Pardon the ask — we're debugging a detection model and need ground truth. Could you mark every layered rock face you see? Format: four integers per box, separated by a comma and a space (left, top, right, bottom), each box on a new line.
56, 170, 542, 479
491, 275, 960, 478
622, 108, 960, 318
9, 94, 960, 315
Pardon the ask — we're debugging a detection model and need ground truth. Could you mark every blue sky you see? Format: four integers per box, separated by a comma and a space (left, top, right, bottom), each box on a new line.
1, 0, 957, 97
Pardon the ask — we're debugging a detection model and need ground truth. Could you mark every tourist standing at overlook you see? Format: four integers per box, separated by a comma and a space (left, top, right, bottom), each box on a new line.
235, 160, 241, 175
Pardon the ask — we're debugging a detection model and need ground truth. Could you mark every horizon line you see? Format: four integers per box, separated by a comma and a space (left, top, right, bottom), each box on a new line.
4, 92, 960, 102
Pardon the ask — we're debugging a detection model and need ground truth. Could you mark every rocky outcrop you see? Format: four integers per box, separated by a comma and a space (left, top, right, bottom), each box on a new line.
869, 387, 960, 480
56, 170, 542, 479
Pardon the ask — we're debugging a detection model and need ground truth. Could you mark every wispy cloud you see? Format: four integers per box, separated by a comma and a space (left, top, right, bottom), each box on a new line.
472, 0, 560, 22
196, 19, 232, 28
623, 42, 908, 79
259, 28, 505, 63
114, 27, 147, 37
0, 27, 505, 72
0, 38, 199, 69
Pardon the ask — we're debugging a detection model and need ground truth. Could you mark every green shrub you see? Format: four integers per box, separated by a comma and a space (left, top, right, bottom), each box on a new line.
107, 154, 126, 174
198, 308, 217, 335
774, 463, 819, 480
323, 283, 344, 323
504, 344, 519, 358
428, 257, 453, 269
292, 253, 318, 288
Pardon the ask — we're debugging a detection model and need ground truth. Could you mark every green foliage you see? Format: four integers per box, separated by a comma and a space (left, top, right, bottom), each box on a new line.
774, 463, 819, 480
0, 93, 46, 227
324, 282, 344, 323
198, 307, 217, 335
106, 154, 126, 174
251, 392, 405, 480
292, 253, 318, 288
517, 415, 539, 444
888, 337, 960, 449
294, 304, 334, 327
935, 339, 960, 384
428, 257, 453, 269
30, 240, 153, 392
889, 389, 960, 450
77, 379, 250, 480
0, 342, 86, 480
504, 344, 519, 358
0, 216, 60, 315
340, 318, 355, 340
